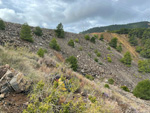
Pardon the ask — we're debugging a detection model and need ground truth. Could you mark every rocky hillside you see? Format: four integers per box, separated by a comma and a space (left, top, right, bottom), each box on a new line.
0, 21, 150, 113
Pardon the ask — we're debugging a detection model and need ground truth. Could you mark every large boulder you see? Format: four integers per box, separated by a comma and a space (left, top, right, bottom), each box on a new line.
0, 65, 31, 94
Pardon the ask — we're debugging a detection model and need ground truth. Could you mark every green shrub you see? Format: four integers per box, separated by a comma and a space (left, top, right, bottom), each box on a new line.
120, 51, 132, 66
136, 46, 142, 53
55, 23, 65, 38
20, 23, 33, 42
120, 86, 130, 92
94, 58, 98, 62
79, 46, 83, 51
108, 78, 114, 84
88, 53, 91, 57
34, 26, 43, 36
109, 37, 118, 48
85, 74, 94, 80
88, 95, 96, 103
0, 19, 5, 30
84, 35, 90, 40
129, 36, 138, 46
96, 52, 101, 57
104, 84, 110, 88
90, 36, 96, 43
138, 60, 150, 73
100, 34, 104, 41
107, 56, 112, 62
66, 56, 78, 71
133, 79, 150, 100
107, 47, 111, 50
37, 48, 45, 57
99, 62, 103, 65
94, 49, 98, 54
116, 44, 122, 52
49, 38, 60, 51
75, 38, 79, 43
68, 39, 75, 47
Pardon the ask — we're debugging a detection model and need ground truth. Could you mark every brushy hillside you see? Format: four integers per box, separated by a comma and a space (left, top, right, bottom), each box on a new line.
81, 21, 150, 34
0, 21, 150, 113
0, 45, 150, 113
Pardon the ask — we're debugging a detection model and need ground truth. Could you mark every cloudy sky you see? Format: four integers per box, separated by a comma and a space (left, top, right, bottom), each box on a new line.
0, 0, 150, 33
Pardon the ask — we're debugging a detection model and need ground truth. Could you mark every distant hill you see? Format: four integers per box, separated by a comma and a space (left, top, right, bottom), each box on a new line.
81, 21, 150, 34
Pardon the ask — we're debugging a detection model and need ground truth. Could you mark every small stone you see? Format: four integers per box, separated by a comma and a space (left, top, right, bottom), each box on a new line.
0, 94, 5, 100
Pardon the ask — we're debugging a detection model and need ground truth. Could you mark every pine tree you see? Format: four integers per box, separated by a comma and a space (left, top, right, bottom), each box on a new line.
0, 19, 5, 30
109, 37, 118, 48
20, 23, 33, 42
120, 51, 132, 66
55, 23, 65, 38
34, 26, 43, 36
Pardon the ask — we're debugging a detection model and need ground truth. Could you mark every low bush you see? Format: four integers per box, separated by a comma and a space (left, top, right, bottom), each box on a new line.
116, 44, 122, 52
120, 51, 132, 66
49, 38, 60, 51
107, 56, 112, 62
104, 84, 110, 88
66, 56, 78, 71
75, 38, 79, 43
96, 52, 101, 57
68, 39, 75, 47
108, 78, 114, 84
84, 35, 90, 40
90, 36, 96, 43
107, 47, 111, 50
138, 60, 150, 73
37, 48, 45, 57
133, 79, 150, 100
120, 86, 130, 92
94, 58, 98, 62
99, 34, 104, 41
79, 46, 83, 51
85, 74, 94, 80
88, 95, 97, 103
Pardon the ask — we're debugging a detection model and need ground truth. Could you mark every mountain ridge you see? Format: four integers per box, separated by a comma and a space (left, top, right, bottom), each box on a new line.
81, 21, 150, 34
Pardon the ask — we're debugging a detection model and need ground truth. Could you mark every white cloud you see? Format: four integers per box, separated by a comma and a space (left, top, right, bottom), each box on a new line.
0, 0, 149, 33
0, 0, 2, 5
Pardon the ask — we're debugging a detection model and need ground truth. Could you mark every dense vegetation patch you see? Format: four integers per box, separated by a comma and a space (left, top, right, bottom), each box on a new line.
133, 79, 150, 100
138, 60, 150, 73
